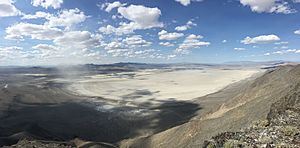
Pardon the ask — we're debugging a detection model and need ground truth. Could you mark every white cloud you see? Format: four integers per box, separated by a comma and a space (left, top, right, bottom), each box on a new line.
5, 22, 63, 40
102, 35, 166, 59
176, 34, 210, 54
118, 5, 163, 29
294, 29, 300, 35
175, 20, 197, 31
241, 34, 280, 44
234, 47, 246, 51
100, 5, 163, 35
264, 48, 300, 56
175, 0, 203, 6
104, 41, 126, 51
53, 31, 102, 49
158, 30, 184, 40
32, 44, 59, 51
274, 41, 288, 45
167, 54, 177, 59
272, 49, 300, 55
160, 42, 175, 47
239, 0, 296, 14
32, 44, 61, 58
31, 0, 63, 9
22, 11, 52, 19
0, 0, 21, 17
280, 46, 288, 49
222, 40, 227, 43
46, 8, 88, 28
21, 9, 88, 29
0, 46, 23, 57
99, 23, 135, 35
122, 35, 152, 47
105, 45, 162, 59
101, 1, 126, 12
0, 46, 38, 64
4, 23, 103, 62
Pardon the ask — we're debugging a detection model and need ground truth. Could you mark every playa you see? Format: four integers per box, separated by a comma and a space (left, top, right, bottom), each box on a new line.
67, 69, 260, 104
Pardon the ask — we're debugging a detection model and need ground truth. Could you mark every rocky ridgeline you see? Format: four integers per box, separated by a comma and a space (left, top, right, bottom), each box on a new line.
204, 83, 300, 148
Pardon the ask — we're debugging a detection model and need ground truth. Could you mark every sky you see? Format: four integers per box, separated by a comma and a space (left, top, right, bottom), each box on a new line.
0, 0, 300, 65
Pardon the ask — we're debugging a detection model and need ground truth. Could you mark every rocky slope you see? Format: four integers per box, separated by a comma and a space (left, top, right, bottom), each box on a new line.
2, 138, 117, 148
205, 75, 300, 148
204, 80, 300, 147
120, 65, 300, 148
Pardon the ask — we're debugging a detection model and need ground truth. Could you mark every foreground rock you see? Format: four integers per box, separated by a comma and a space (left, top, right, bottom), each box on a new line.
3, 138, 117, 148
204, 82, 300, 147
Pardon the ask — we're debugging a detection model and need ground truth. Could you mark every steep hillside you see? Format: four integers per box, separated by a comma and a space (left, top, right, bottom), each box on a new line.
204, 80, 300, 147
120, 65, 300, 148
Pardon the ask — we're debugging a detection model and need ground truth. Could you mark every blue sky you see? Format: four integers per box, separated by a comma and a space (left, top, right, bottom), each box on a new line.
0, 0, 300, 65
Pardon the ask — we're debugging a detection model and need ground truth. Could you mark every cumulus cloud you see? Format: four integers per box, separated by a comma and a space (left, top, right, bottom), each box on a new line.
160, 42, 175, 47
294, 29, 300, 35
53, 31, 102, 49
239, 0, 296, 14
104, 35, 151, 50
118, 5, 163, 29
241, 34, 280, 44
21, 8, 88, 29
29, 31, 103, 62
175, 0, 203, 6
175, 20, 197, 31
22, 11, 52, 19
101, 34, 165, 59
32, 44, 59, 51
0, 0, 21, 17
104, 41, 127, 51
158, 30, 184, 40
0, 46, 23, 57
99, 24, 135, 35
104, 44, 162, 59
176, 34, 210, 54
167, 54, 177, 59
234, 47, 246, 51
46, 8, 88, 28
31, 44, 61, 58
100, 5, 163, 35
101, 1, 126, 12
123, 35, 152, 47
270, 49, 300, 55
31, 0, 63, 9
274, 41, 288, 45
0, 46, 37, 64
5, 22, 63, 40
